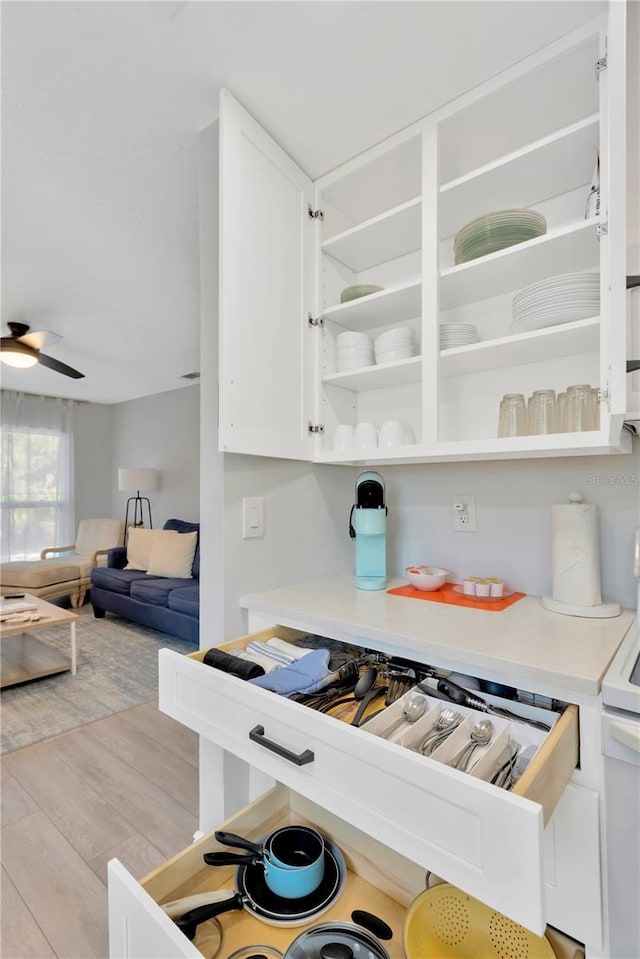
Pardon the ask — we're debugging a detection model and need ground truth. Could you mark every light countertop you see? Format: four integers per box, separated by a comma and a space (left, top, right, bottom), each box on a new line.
240, 575, 635, 697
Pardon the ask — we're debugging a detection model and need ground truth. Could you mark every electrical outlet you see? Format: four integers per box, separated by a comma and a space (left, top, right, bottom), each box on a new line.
451, 495, 477, 532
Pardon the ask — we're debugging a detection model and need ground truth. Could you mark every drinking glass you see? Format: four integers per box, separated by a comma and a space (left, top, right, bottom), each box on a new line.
565, 384, 596, 432
556, 392, 567, 432
528, 390, 557, 435
498, 394, 528, 437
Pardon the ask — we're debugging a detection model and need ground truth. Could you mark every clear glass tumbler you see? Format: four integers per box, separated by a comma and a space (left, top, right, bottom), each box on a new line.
498, 393, 528, 437
556, 391, 567, 432
565, 384, 596, 432
528, 389, 557, 435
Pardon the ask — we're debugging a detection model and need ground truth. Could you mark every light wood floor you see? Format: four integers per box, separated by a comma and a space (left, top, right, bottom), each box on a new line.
1, 699, 199, 959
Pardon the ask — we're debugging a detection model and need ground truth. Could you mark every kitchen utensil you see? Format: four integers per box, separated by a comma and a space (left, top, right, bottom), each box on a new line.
160, 899, 224, 959
431, 677, 553, 732
351, 683, 389, 726
506, 744, 538, 790
283, 918, 391, 959
204, 827, 325, 899
227, 948, 283, 959
382, 694, 428, 737
449, 718, 494, 771
418, 707, 464, 756
320, 666, 377, 714
180, 841, 345, 938
403, 883, 557, 958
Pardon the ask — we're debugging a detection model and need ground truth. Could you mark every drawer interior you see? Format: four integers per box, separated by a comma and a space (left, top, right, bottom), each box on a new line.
140, 785, 421, 959
190, 626, 578, 826
137, 784, 585, 959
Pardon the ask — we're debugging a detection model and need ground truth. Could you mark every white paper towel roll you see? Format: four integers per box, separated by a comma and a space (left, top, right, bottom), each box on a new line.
551, 495, 602, 607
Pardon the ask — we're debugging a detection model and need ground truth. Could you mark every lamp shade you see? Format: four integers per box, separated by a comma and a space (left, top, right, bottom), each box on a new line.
118, 467, 158, 492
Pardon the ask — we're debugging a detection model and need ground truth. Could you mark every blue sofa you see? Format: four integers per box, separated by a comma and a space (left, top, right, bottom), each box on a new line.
90, 518, 199, 644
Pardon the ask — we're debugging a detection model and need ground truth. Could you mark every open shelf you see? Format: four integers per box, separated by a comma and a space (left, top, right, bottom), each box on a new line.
439, 114, 599, 239
323, 279, 421, 330
322, 197, 421, 273
439, 218, 600, 310
322, 355, 421, 392
439, 317, 600, 377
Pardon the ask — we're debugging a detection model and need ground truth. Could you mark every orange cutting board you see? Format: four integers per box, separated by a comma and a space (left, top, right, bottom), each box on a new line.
387, 582, 526, 611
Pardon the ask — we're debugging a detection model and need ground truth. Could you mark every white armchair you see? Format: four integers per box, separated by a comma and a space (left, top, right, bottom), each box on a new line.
1, 518, 124, 607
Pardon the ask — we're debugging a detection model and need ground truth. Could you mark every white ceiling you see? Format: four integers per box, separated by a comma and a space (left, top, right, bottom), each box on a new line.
1, 0, 605, 405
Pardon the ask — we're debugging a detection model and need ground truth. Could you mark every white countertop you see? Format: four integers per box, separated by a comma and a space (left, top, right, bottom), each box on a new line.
240, 575, 635, 697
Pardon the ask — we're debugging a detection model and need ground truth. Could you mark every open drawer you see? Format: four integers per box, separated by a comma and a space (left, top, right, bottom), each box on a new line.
108, 784, 420, 959
158, 626, 579, 936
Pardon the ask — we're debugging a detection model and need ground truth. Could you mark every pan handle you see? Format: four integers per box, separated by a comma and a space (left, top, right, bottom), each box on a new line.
203, 851, 260, 867
249, 724, 315, 766
175, 893, 245, 940
214, 830, 264, 854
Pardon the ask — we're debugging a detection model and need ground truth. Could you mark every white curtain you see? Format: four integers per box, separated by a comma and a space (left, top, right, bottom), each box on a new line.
1, 391, 75, 561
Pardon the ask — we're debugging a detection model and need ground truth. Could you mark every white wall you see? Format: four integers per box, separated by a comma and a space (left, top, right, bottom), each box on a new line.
110, 386, 200, 528
222, 456, 354, 638
74, 401, 114, 524
384, 442, 640, 610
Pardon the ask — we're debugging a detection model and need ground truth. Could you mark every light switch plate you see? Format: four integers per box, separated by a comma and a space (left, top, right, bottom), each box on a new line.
242, 496, 264, 538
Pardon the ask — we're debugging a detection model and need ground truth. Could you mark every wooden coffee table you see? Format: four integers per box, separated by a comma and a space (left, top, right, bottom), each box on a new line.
0, 593, 77, 688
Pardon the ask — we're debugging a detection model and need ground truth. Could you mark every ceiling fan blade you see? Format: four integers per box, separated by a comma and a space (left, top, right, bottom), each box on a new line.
37, 352, 85, 379
19, 329, 62, 350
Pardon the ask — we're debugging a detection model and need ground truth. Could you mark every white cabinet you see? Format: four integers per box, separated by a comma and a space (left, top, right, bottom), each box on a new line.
218, 8, 634, 465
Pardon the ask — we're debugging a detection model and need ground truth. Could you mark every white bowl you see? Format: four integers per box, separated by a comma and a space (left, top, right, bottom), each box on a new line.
336, 331, 372, 349
405, 565, 449, 591
375, 327, 415, 347
375, 347, 417, 363
336, 346, 373, 362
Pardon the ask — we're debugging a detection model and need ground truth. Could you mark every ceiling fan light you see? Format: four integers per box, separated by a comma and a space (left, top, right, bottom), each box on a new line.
1, 349, 38, 368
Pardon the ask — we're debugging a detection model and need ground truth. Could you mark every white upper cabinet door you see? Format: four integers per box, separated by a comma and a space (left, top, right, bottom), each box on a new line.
219, 90, 315, 460
598, 2, 630, 436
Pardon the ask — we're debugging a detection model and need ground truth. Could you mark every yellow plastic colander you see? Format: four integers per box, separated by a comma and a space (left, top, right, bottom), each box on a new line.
403, 885, 557, 959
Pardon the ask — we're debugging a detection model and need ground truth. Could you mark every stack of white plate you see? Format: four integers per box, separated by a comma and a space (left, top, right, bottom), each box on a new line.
336, 331, 374, 372
439, 323, 480, 350
374, 327, 418, 364
340, 284, 384, 303
511, 272, 600, 333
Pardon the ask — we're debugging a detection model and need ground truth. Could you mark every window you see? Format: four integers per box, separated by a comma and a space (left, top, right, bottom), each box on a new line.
1, 391, 75, 561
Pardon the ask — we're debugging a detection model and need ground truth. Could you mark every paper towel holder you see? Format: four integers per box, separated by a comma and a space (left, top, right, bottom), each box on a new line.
542, 491, 621, 618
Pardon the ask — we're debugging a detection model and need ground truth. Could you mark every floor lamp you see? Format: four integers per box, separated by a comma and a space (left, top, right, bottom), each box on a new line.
118, 468, 158, 544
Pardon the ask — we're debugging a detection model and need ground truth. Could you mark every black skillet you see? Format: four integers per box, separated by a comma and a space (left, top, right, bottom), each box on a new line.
177, 842, 345, 941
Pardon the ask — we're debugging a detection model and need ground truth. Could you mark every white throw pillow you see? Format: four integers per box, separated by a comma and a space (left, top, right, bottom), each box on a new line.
146, 530, 197, 579
125, 528, 155, 571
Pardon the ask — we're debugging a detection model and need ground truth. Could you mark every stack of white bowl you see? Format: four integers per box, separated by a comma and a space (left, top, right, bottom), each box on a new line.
374, 326, 418, 364
336, 331, 374, 372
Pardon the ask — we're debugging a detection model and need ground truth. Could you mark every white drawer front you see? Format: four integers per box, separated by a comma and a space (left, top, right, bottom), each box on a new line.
108, 860, 200, 959
159, 647, 559, 934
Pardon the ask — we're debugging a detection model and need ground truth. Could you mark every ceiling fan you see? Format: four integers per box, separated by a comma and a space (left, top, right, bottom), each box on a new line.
0, 322, 85, 379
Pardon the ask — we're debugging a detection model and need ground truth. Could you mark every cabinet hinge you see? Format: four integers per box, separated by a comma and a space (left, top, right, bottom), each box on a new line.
595, 55, 607, 79
598, 387, 610, 405
307, 422, 325, 435
308, 205, 324, 221
596, 219, 608, 236
307, 314, 324, 328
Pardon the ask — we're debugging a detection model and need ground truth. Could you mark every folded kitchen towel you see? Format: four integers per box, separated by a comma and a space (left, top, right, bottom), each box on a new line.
249, 649, 332, 696
266, 637, 313, 660
231, 649, 283, 674
247, 640, 296, 666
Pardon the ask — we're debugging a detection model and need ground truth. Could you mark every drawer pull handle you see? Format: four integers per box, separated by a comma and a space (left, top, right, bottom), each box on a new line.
249, 725, 315, 766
